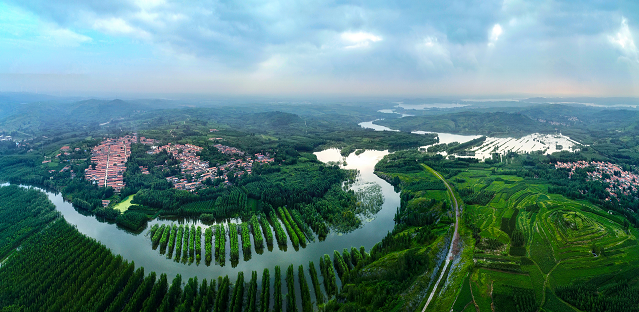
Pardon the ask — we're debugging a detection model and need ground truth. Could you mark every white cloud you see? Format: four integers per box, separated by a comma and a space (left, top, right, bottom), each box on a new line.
93, 17, 150, 39
250, 54, 288, 79
42, 26, 92, 46
341, 31, 382, 49
488, 24, 502, 47
609, 17, 638, 64
134, 0, 165, 10
414, 36, 453, 70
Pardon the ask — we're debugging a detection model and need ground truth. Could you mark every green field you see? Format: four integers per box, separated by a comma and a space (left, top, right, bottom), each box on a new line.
372, 149, 639, 312
445, 165, 639, 312
112, 194, 135, 212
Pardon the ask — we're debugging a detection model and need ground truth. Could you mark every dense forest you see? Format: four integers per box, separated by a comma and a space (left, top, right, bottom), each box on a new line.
0, 185, 60, 260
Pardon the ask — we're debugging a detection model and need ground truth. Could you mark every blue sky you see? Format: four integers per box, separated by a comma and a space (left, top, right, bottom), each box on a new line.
1, 0, 638, 97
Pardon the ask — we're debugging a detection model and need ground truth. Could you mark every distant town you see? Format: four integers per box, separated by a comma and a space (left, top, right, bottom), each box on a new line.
555, 161, 639, 200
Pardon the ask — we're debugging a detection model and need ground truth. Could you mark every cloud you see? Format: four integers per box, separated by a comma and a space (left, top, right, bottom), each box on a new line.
488, 24, 502, 46
43, 26, 92, 46
341, 31, 382, 49
609, 17, 639, 64
3, 0, 639, 95
414, 36, 453, 70
93, 17, 150, 39
4, 0, 504, 63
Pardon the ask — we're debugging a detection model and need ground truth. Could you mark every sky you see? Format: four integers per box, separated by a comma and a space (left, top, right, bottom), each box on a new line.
1, 0, 638, 97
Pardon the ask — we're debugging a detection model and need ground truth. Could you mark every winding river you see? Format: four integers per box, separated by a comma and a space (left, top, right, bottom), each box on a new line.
5, 149, 399, 308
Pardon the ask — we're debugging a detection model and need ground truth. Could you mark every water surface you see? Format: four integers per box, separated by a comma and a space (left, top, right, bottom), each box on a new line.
358, 120, 399, 132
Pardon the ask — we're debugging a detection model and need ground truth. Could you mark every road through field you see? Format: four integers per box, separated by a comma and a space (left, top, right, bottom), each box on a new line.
422, 165, 461, 312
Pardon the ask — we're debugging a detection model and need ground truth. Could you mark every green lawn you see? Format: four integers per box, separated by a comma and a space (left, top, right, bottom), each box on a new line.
113, 194, 135, 212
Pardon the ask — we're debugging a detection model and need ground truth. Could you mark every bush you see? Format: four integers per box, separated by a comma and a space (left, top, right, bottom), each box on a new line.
204, 227, 213, 263
160, 225, 170, 252
286, 265, 298, 312
259, 213, 274, 247
151, 224, 165, 246
278, 207, 299, 249
116, 211, 148, 231
298, 265, 312, 312
240, 222, 252, 254
274, 266, 283, 312
229, 223, 239, 262
308, 261, 325, 304
94, 207, 119, 220
320, 254, 337, 297
175, 225, 184, 262
261, 269, 270, 312
333, 250, 349, 281
291, 209, 315, 242
250, 215, 264, 249
270, 211, 288, 247
230, 272, 244, 312
201, 213, 216, 223
167, 224, 177, 258
350, 247, 363, 267
215, 224, 226, 264
195, 226, 202, 261
282, 207, 306, 246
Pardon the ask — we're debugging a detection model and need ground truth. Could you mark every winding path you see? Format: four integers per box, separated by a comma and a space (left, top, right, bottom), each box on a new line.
422, 165, 461, 312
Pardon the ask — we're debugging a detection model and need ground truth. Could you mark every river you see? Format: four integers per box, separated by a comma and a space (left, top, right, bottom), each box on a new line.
4, 149, 399, 309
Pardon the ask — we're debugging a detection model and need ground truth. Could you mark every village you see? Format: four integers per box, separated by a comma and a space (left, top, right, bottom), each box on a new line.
81, 134, 274, 193
148, 142, 274, 192
555, 160, 639, 199
83, 135, 139, 192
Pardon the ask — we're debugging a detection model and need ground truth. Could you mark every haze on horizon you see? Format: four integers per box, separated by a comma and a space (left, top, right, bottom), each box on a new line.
1, 0, 638, 97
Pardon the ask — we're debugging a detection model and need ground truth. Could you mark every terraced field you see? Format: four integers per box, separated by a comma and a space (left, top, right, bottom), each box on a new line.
446, 166, 639, 312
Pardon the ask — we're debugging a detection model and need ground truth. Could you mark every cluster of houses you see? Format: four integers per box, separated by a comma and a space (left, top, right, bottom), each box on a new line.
54, 145, 82, 158
149, 143, 274, 191
78, 134, 275, 193
139, 136, 157, 145
84, 135, 138, 192
555, 161, 639, 199
213, 144, 244, 155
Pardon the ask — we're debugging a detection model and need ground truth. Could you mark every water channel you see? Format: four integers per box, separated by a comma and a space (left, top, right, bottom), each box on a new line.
5, 149, 399, 309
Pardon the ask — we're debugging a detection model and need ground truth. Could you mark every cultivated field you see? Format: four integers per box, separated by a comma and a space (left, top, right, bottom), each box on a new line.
447, 166, 639, 312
